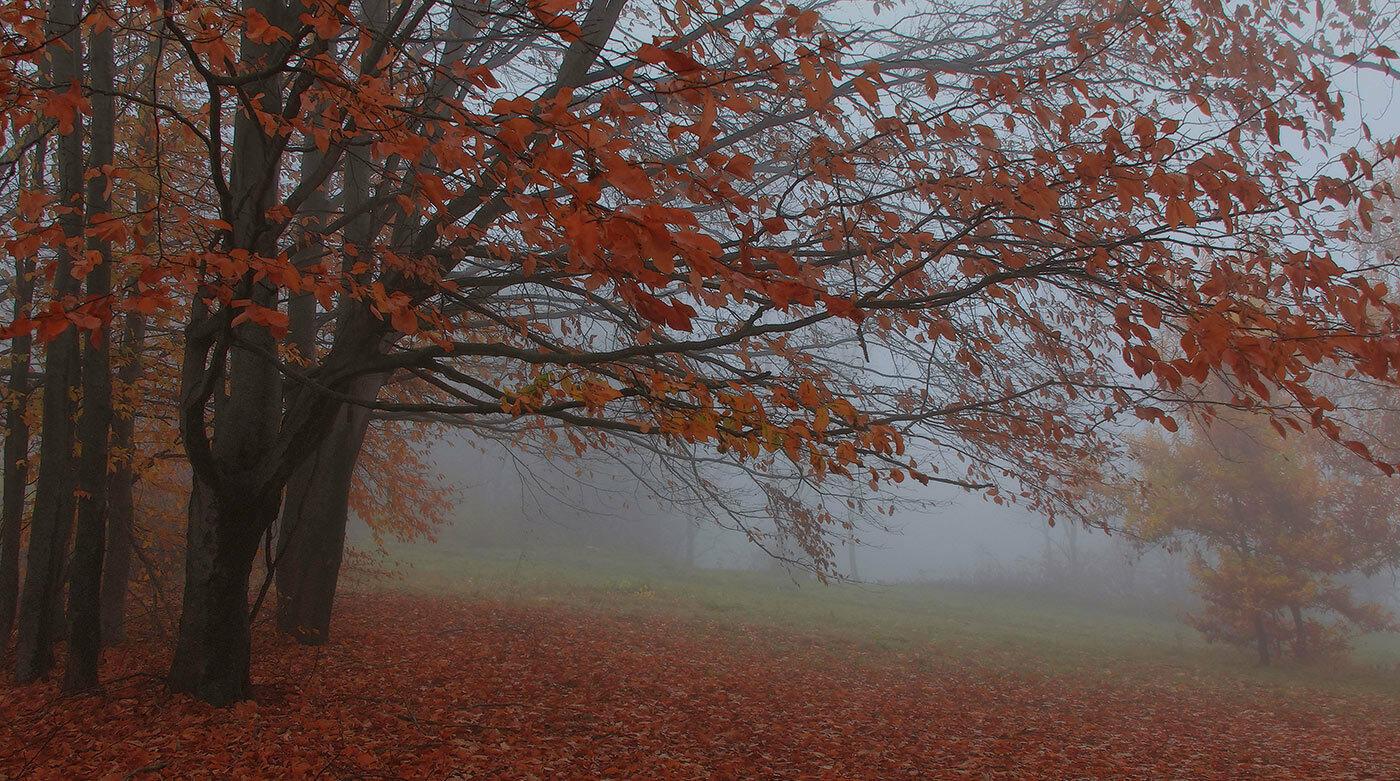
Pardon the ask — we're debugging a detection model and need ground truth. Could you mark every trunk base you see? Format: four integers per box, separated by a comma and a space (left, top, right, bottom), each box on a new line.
167, 485, 267, 705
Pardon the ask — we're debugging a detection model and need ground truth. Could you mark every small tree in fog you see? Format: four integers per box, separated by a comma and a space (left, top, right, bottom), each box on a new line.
1128, 411, 1400, 664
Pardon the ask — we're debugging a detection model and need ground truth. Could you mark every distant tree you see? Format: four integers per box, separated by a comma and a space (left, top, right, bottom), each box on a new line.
1128, 410, 1400, 664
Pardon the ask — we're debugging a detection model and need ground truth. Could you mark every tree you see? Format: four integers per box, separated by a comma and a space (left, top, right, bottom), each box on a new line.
98, 309, 150, 644
100, 31, 162, 646
1128, 410, 1400, 663
0, 141, 39, 643
273, 374, 383, 642
62, 10, 117, 692
13, 0, 86, 683
4, 0, 1400, 703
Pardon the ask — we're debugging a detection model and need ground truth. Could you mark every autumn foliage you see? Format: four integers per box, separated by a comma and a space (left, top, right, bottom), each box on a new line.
2, 0, 1400, 706
1129, 408, 1400, 663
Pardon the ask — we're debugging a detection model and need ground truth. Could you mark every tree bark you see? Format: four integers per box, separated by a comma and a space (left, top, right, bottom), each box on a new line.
100, 311, 144, 644
264, 0, 383, 647
167, 0, 291, 704
275, 375, 381, 643
15, 0, 84, 684
100, 32, 157, 646
167, 483, 275, 705
0, 144, 38, 645
63, 16, 116, 693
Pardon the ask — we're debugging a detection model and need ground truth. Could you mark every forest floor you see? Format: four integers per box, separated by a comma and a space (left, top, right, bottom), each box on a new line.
2, 548, 1399, 778
392, 544, 1400, 697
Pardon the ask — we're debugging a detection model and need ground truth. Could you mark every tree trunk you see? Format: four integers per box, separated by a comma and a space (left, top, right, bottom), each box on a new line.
0, 143, 38, 645
99, 461, 135, 644
1289, 603, 1308, 661
100, 33, 157, 646
1254, 612, 1271, 666
64, 322, 113, 690
63, 17, 116, 693
168, 483, 275, 705
15, 0, 84, 684
100, 311, 144, 643
168, 0, 291, 705
275, 375, 381, 643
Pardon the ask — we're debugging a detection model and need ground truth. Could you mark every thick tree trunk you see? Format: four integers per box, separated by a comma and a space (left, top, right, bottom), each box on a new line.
0, 145, 37, 644
15, 0, 84, 684
168, 0, 291, 705
267, 61, 380, 641
275, 375, 381, 643
1254, 612, 1271, 666
168, 484, 275, 705
63, 18, 116, 693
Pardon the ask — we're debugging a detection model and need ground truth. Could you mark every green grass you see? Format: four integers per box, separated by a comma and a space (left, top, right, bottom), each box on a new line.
363, 541, 1400, 700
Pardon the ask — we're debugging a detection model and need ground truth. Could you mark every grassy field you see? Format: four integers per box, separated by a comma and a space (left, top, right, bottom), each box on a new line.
365, 541, 1400, 700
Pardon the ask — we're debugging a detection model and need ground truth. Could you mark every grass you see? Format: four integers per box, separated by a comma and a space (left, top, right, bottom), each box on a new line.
364, 541, 1400, 701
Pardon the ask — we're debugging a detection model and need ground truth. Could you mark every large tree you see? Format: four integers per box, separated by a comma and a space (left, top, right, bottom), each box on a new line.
4, 0, 1400, 703
11, 0, 86, 683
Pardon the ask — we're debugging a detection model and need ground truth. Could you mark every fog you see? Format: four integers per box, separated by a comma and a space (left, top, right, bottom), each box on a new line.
351, 426, 1214, 608
408, 430, 1067, 580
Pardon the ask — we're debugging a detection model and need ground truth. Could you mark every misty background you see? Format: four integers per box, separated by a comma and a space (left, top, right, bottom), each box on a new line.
348, 427, 1400, 618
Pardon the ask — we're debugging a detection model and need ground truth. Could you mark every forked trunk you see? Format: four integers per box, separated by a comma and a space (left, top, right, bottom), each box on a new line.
168, 484, 275, 705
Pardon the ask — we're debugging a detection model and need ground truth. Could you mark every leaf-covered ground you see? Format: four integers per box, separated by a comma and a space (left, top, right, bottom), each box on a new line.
2, 593, 1398, 779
